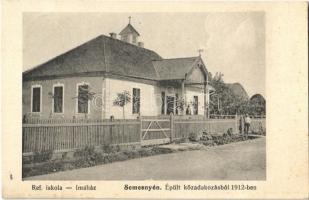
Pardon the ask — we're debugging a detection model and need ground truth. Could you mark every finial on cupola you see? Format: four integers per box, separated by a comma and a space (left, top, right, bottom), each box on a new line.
119, 17, 141, 45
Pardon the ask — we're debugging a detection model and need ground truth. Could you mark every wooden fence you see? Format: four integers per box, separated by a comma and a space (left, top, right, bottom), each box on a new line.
173, 115, 237, 139
22, 116, 266, 154
22, 119, 140, 154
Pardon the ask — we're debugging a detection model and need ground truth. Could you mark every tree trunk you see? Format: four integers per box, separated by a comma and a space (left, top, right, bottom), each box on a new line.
123, 106, 125, 119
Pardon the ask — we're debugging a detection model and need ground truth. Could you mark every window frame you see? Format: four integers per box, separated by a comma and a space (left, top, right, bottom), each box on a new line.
132, 35, 137, 44
31, 84, 42, 113
193, 95, 199, 115
132, 87, 141, 114
76, 82, 91, 114
161, 91, 165, 115
52, 83, 64, 114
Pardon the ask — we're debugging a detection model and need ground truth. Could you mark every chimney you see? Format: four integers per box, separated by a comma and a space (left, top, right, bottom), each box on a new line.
109, 32, 117, 39
138, 42, 144, 48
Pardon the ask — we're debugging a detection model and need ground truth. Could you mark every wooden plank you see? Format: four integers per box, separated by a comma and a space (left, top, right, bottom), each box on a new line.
141, 128, 170, 132
22, 121, 140, 128
141, 119, 170, 122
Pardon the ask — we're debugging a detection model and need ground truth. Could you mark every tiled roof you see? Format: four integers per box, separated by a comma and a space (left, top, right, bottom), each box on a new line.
23, 35, 161, 80
152, 57, 199, 80
23, 35, 204, 81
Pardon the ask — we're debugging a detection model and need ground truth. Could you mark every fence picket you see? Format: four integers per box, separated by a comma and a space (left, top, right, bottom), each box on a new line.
22, 117, 265, 154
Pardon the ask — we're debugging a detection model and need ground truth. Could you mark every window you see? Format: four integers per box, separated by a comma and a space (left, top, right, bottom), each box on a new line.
31, 86, 41, 113
193, 96, 198, 115
53, 85, 63, 113
121, 35, 128, 42
175, 93, 179, 115
161, 92, 165, 115
77, 84, 89, 114
132, 88, 140, 114
132, 35, 137, 44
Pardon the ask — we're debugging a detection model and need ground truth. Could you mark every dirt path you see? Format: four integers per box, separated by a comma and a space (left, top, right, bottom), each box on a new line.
25, 138, 266, 180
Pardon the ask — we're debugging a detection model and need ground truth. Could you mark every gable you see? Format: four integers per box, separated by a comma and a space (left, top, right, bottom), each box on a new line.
119, 24, 140, 36
186, 65, 206, 83
152, 57, 198, 80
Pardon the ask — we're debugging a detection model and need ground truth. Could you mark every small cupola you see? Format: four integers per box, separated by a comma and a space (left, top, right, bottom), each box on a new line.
119, 17, 140, 45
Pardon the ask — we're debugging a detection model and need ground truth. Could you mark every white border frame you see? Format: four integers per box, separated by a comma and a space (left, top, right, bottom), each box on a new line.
30, 84, 42, 113
52, 83, 65, 114
76, 82, 91, 115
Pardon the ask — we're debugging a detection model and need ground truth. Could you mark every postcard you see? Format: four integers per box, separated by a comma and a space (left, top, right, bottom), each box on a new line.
2, 1, 308, 199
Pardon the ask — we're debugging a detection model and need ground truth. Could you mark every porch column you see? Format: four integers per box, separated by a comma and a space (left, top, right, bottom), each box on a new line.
181, 80, 185, 115
204, 81, 208, 118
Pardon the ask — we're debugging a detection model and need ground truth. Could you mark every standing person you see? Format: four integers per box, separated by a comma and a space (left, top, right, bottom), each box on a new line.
186, 105, 191, 115
239, 114, 244, 134
244, 114, 251, 135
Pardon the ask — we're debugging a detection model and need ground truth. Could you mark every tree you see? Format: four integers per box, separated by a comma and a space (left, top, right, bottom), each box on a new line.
208, 72, 249, 115
113, 90, 131, 119
71, 84, 96, 118
248, 94, 266, 116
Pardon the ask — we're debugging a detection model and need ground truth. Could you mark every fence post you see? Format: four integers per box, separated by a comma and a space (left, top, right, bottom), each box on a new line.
139, 116, 142, 145
170, 114, 174, 142
235, 114, 238, 134
110, 116, 114, 144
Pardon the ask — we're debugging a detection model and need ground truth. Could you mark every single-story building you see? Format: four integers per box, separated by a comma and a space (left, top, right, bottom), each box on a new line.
22, 22, 213, 119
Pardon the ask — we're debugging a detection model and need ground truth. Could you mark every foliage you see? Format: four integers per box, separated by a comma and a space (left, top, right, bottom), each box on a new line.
33, 149, 53, 163
113, 90, 131, 107
208, 72, 266, 116
188, 132, 199, 142
72, 84, 96, 101
113, 90, 131, 119
249, 94, 266, 116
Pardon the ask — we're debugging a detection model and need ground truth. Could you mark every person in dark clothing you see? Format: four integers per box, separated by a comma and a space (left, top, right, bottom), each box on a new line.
186, 105, 191, 115
239, 115, 244, 134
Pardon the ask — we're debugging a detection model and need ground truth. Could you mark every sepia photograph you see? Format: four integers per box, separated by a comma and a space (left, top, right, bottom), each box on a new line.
2, 1, 308, 199
22, 12, 266, 180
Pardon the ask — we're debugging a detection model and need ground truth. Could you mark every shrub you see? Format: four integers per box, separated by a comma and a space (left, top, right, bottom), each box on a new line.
72, 146, 104, 167
102, 144, 114, 154
122, 150, 140, 159
227, 128, 233, 136
189, 132, 199, 142
113, 152, 129, 161
202, 140, 215, 146
22, 155, 34, 164
200, 131, 213, 141
138, 148, 153, 157
74, 146, 94, 158
33, 149, 53, 163
152, 147, 174, 154
174, 137, 188, 144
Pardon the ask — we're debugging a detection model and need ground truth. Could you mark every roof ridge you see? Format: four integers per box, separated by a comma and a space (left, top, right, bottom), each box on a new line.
100, 34, 161, 58
154, 56, 198, 61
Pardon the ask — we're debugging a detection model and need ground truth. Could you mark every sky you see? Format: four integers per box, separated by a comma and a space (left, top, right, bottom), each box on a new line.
23, 12, 265, 97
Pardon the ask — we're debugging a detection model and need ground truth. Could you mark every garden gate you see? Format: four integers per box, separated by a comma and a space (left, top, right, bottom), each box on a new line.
140, 116, 172, 146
